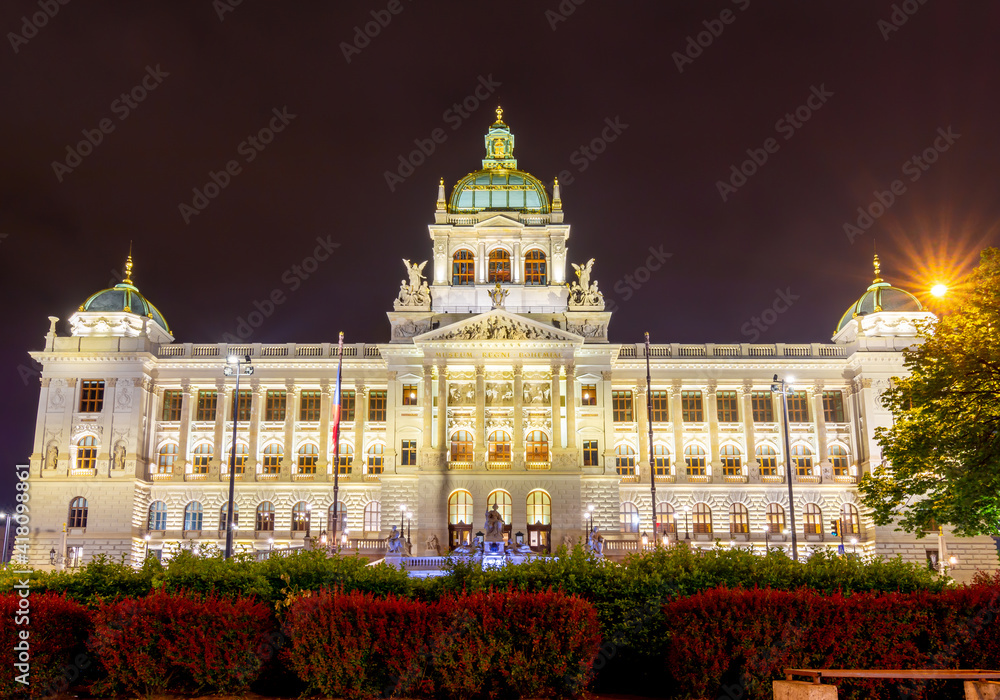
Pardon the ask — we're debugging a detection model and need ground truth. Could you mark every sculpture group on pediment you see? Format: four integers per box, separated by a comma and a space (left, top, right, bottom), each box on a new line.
394, 259, 431, 309
567, 321, 607, 338
392, 318, 431, 339
568, 258, 605, 309
440, 316, 561, 341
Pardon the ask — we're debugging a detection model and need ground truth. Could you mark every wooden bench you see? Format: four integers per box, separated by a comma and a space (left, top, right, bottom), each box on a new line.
774, 668, 1000, 699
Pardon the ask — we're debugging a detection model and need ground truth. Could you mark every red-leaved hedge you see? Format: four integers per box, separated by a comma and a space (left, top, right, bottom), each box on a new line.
0, 593, 92, 698
662, 572, 1000, 700
88, 590, 274, 696
281, 588, 602, 699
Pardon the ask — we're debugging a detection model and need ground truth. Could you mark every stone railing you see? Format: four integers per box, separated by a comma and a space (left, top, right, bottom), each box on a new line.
448, 461, 473, 471
617, 342, 848, 361
157, 342, 382, 360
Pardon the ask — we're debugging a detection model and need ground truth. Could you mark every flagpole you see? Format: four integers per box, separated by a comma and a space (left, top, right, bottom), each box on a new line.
331, 332, 345, 551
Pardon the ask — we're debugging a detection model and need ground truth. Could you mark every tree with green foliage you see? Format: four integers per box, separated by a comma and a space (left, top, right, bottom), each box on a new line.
860, 247, 1000, 538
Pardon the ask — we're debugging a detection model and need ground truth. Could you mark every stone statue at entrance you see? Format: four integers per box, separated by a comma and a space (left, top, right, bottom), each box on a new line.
387, 525, 405, 555
588, 528, 605, 557
484, 504, 504, 538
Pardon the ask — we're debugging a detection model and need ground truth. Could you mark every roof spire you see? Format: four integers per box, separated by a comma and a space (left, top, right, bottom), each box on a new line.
436, 177, 446, 211
123, 242, 134, 285
495, 105, 504, 124
872, 252, 883, 284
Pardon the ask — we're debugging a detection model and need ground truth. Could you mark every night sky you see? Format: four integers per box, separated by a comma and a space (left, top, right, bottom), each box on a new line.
2, 1, 999, 511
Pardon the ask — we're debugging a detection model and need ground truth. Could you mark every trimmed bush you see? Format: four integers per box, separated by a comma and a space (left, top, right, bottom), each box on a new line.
0, 593, 92, 698
88, 590, 274, 696
282, 588, 601, 699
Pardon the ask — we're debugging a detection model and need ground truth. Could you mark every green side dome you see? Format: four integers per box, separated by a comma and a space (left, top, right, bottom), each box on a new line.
835, 255, 922, 333
79, 255, 170, 333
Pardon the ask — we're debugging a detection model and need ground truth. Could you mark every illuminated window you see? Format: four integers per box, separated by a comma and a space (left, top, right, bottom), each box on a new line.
787, 391, 810, 423
156, 443, 176, 475
823, 390, 845, 423
341, 390, 356, 422
297, 443, 318, 475
720, 445, 742, 476
452, 249, 475, 285
256, 502, 274, 531
401, 439, 417, 466
488, 430, 511, 462
650, 390, 669, 422
684, 445, 707, 476
682, 390, 704, 422
583, 439, 599, 466
68, 497, 88, 528
363, 501, 381, 532
183, 502, 203, 531
653, 444, 671, 476
804, 503, 822, 535
488, 248, 511, 282
526, 490, 551, 526
756, 444, 777, 476
620, 502, 640, 533
161, 390, 182, 421
262, 443, 282, 475
366, 443, 384, 474
656, 502, 676, 534
327, 501, 346, 532
336, 443, 353, 472
76, 436, 98, 470
448, 490, 473, 526
291, 502, 311, 532
525, 430, 549, 463
612, 390, 633, 422
368, 390, 387, 422
830, 445, 850, 476
581, 384, 597, 406
841, 503, 861, 535
299, 391, 322, 421
615, 444, 636, 476
148, 501, 167, 531
192, 443, 212, 474
402, 384, 418, 406
233, 390, 252, 422
451, 430, 474, 462
79, 380, 105, 413
766, 503, 785, 533
791, 445, 813, 477
717, 390, 739, 422
220, 502, 238, 528
729, 503, 749, 534
487, 490, 512, 529
693, 502, 712, 534
524, 249, 547, 285
196, 390, 217, 421
751, 390, 774, 422
265, 390, 286, 421
229, 443, 247, 475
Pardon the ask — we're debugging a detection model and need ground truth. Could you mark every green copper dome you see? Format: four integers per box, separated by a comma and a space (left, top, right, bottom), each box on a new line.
79, 255, 171, 333
835, 255, 922, 333
448, 108, 550, 214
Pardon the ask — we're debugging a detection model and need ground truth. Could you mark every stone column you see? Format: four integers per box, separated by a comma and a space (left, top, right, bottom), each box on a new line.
601, 371, 615, 474
477, 241, 487, 284
385, 372, 398, 470
31, 378, 51, 476
475, 365, 486, 465
706, 382, 719, 481
175, 383, 193, 478
248, 383, 262, 478
670, 383, 684, 480
812, 382, 828, 480
512, 240, 522, 284
435, 365, 447, 450
422, 364, 433, 450
636, 385, 649, 483
213, 380, 228, 479
565, 363, 577, 450
549, 364, 562, 450
318, 383, 331, 477
354, 383, 367, 470
99, 378, 116, 471
741, 381, 756, 476
513, 365, 524, 469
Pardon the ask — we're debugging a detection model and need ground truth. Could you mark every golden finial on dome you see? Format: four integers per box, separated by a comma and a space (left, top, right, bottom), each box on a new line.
123, 242, 134, 285
495, 106, 504, 123
872, 253, 883, 283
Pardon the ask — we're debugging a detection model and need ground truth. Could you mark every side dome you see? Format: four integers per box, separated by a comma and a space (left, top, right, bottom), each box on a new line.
835, 255, 922, 333
78, 254, 170, 334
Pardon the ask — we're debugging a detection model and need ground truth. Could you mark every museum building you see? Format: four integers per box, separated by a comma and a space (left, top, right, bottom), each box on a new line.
23, 110, 999, 579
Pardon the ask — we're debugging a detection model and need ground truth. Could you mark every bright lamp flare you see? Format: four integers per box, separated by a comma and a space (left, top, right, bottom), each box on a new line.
930, 283, 948, 298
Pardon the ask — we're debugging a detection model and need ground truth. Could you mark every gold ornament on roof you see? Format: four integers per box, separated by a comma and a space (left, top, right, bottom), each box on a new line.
495, 106, 504, 123
872, 253, 883, 283
123, 250, 134, 285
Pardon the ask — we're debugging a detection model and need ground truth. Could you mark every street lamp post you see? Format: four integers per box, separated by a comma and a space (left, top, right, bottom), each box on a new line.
764, 524, 770, 553
771, 374, 800, 562
644, 332, 659, 547
588, 504, 595, 534
684, 505, 691, 541
0, 512, 10, 564
143, 533, 151, 561
305, 503, 312, 541
223, 354, 253, 560
406, 511, 412, 548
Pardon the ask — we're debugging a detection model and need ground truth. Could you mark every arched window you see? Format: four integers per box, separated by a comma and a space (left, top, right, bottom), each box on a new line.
653, 444, 671, 477
487, 490, 512, 533
450, 430, 474, 463
792, 445, 813, 477
291, 501, 311, 532
337, 443, 353, 472
220, 502, 239, 529
523, 249, 547, 285
448, 490, 474, 526
693, 502, 713, 534
156, 442, 176, 475
183, 502, 203, 531
76, 436, 98, 471
192, 443, 212, 474
298, 443, 318, 475
804, 503, 822, 535
328, 501, 347, 533
656, 502, 676, 535
148, 501, 167, 531
620, 502, 640, 533
526, 430, 549, 463
488, 430, 511, 462
766, 503, 785, 534
488, 248, 511, 282
452, 249, 475, 285
721, 445, 742, 476
256, 502, 275, 531
756, 444, 777, 476
526, 490, 551, 526
366, 443, 384, 474
262, 444, 282, 475
729, 503, 749, 534
830, 445, 850, 477
685, 445, 707, 476
68, 497, 88, 528
841, 503, 861, 535
616, 444, 637, 476
363, 501, 381, 532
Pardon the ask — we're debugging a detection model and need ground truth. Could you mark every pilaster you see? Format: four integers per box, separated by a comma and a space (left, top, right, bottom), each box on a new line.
670, 383, 684, 481
474, 365, 486, 465
435, 365, 447, 450
513, 364, 524, 469
565, 363, 577, 450
212, 380, 227, 478
248, 383, 262, 478
175, 383, 193, 477
741, 381, 756, 473
550, 364, 562, 450
812, 382, 828, 480
318, 383, 330, 475
354, 383, 367, 469
636, 384, 649, 483
706, 381, 719, 481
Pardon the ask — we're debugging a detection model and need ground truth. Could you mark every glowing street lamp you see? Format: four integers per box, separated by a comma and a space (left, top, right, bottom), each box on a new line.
223, 354, 253, 560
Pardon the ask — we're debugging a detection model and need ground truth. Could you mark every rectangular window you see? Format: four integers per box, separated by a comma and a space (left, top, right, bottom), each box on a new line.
823, 390, 845, 423
368, 390, 387, 422
196, 390, 217, 422
583, 440, 598, 466
234, 390, 252, 422
681, 390, 704, 423
612, 390, 634, 422
402, 384, 418, 406
751, 391, 774, 423
341, 390, 356, 422
78, 380, 105, 413
299, 390, 322, 421
265, 390, 286, 421
650, 390, 669, 422
401, 439, 417, 466
581, 384, 597, 407
161, 390, 182, 421
716, 390, 739, 422
787, 390, 810, 423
